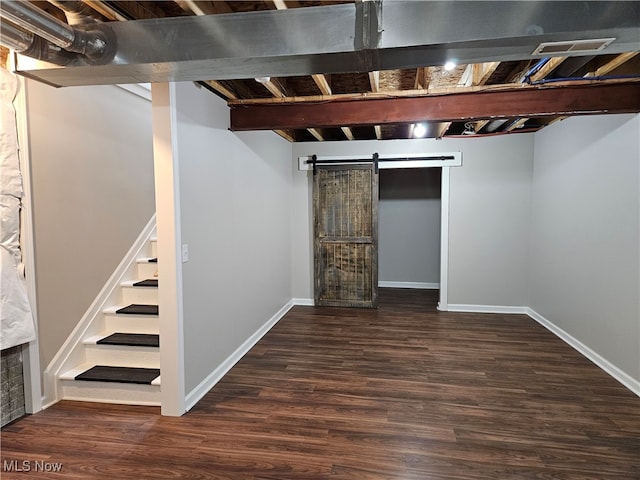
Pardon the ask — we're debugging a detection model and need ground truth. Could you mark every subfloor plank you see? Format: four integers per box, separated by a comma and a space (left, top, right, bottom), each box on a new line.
2, 289, 638, 479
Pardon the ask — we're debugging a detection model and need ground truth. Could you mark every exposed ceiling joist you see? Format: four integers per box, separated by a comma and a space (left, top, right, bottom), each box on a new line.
257, 77, 287, 98
528, 57, 567, 83
369, 71, 380, 93
473, 62, 500, 86
229, 82, 640, 131
374, 125, 382, 140
307, 128, 324, 141
341, 127, 355, 140
312, 74, 332, 96
590, 51, 639, 77
206, 80, 237, 100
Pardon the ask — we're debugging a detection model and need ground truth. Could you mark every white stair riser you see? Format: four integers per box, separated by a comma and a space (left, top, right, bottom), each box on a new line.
137, 262, 157, 279
151, 240, 157, 257
84, 345, 160, 368
121, 286, 158, 305
104, 314, 159, 334
60, 380, 160, 406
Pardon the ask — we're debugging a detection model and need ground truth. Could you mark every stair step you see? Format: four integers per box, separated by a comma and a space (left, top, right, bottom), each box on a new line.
132, 279, 158, 287
103, 312, 158, 334
75, 365, 160, 385
97, 333, 159, 348
115, 304, 158, 316
121, 284, 158, 305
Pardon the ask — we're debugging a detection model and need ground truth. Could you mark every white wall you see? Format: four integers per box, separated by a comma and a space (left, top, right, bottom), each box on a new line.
292, 134, 534, 306
379, 168, 441, 285
173, 83, 293, 394
529, 114, 640, 383
26, 81, 155, 379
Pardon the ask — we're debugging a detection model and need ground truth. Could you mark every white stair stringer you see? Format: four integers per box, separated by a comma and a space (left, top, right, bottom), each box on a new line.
43, 215, 162, 408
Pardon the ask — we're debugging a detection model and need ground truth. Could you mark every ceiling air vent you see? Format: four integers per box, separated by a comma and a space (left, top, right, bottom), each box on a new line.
532, 38, 615, 55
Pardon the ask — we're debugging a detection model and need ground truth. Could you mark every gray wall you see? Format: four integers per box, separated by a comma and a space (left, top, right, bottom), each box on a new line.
379, 168, 441, 284
173, 83, 293, 394
292, 134, 534, 306
529, 114, 640, 382
26, 81, 155, 377
448, 134, 533, 306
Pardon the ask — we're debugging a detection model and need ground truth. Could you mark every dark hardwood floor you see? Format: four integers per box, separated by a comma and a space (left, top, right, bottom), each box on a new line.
2, 289, 639, 479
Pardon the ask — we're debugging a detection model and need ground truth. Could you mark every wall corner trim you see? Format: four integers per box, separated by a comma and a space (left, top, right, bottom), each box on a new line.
184, 299, 295, 412
526, 308, 640, 397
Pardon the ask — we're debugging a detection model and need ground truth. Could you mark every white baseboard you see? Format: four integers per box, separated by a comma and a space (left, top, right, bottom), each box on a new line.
292, 298, 315, 306
447, 304, 528, 314
184, 299, 295, 411
526, 308, 640, 397
379, 281, 439, 290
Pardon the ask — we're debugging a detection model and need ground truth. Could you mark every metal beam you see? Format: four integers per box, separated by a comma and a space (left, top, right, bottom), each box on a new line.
12, 1, 640, 87
229, 82, 640, 131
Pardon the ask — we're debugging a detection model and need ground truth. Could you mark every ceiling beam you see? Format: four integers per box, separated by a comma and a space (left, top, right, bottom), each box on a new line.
230, 82, 640, 131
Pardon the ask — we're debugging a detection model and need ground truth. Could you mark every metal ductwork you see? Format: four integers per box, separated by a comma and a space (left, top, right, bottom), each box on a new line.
0, 19, 77, 65
6, 1, 640, 88
0, 0, 114, 63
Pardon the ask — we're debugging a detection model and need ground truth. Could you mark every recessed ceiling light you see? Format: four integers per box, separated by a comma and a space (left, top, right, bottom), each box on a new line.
443, 61, 456, 71
413, 123, 427, 138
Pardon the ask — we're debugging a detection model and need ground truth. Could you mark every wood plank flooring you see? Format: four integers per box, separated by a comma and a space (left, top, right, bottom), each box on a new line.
2, 289, 639, 479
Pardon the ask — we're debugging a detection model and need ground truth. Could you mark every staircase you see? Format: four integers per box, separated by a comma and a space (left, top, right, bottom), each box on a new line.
57, 236, 161, 405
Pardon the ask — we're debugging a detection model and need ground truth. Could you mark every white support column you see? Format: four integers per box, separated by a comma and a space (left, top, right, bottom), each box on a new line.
438, 166, 450, 311
151, 83, 186, 416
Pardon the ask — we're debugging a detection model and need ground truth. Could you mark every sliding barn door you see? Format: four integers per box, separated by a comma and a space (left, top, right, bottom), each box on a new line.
314, 164, 379, 308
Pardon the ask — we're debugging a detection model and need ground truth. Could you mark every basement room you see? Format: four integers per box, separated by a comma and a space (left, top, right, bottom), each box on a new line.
1, 1, 639, 478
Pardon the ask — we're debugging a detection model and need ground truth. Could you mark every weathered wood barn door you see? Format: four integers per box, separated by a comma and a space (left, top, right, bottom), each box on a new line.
313, 161, 379, 307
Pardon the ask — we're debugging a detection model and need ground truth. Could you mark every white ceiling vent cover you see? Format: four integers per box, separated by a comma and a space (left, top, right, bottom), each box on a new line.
532, 38, 615, 55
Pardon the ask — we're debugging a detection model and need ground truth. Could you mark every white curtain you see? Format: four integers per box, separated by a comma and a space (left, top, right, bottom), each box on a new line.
1, 67, 35, 349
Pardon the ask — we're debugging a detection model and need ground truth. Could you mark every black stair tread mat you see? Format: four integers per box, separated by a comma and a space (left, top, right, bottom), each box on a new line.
133, 279, 158, 287
97, 333, 159, 348
75, 366, 160, 385
149, 257, 158, 263
116, 304, 158, 315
